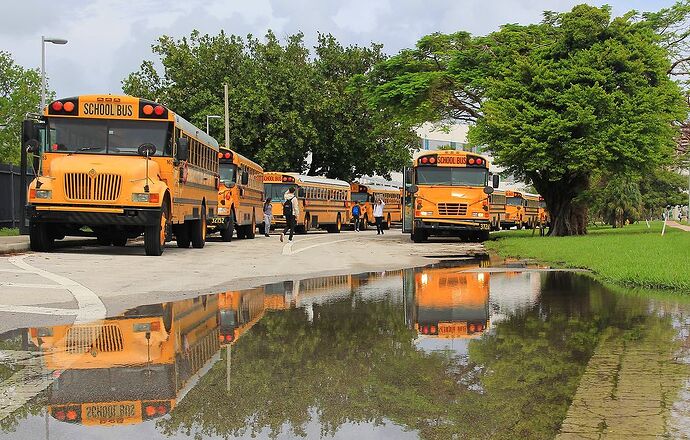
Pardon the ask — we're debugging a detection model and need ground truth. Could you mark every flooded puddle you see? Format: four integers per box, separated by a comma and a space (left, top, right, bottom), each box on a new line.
1, 262, 689, 439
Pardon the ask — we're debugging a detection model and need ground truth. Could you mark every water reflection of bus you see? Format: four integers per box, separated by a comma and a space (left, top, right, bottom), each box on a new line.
405, 267, 490, 339
29, 295, 219, 426
218, 288, 265, 345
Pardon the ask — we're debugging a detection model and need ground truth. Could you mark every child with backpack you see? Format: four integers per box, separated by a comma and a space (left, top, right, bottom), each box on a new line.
352, 202, 361, 232
280, 187, 299, 242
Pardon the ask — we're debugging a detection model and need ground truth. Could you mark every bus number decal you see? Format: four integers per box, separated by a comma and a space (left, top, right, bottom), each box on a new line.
82, 103, 133, 117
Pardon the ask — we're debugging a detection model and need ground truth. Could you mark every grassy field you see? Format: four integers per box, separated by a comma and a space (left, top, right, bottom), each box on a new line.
0, 228, 19, 236
486, 222, 690, 292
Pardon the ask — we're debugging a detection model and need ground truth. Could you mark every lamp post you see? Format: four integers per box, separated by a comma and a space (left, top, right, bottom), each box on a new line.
206, 115, 221, 135
41, 36, 68, 111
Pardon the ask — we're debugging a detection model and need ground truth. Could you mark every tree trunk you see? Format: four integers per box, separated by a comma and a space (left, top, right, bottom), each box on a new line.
530, 173, 589, 236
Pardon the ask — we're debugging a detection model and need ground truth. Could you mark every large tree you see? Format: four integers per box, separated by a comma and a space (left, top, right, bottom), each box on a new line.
0, 52, 43, 165
471, 5, 687, 236
123, 31, 414, 181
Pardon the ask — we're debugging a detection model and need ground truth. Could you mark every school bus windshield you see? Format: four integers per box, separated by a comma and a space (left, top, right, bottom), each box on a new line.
219, 163, 237, 185
415, 167, 487, 186
351, 192, 369, 203
507, 197, 523, 206
264, 183, 294, 201
47, 118, 171, 156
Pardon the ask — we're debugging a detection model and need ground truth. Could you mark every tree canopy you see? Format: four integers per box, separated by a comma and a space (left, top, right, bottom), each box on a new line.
0, 52, 43, 165
123, 31, 416, 181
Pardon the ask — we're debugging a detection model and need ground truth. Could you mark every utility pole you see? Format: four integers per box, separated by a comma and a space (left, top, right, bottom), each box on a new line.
224, 84, 230, 149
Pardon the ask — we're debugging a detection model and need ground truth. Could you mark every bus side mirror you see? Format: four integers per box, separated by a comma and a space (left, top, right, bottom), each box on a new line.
241, 171, 249, 186
176, 138, 189, 161
25, 139, 40, 154
492, 174, 500, 189
408, 185, 419, 194
484, 186, 494, 195
298, 187, 306, 198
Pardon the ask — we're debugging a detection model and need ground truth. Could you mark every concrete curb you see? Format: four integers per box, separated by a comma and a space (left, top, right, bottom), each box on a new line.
0, 238, 96, 255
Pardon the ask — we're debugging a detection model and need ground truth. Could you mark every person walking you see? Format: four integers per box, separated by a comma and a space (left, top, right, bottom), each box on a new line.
263, 197, 273, 237
280, 187, 299, 242
373, 198, 385, 235
352, 202, 361, 232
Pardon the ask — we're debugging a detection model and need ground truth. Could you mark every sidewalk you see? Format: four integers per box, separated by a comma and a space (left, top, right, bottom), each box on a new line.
0, 235, 94, 254
667, 221, 690, 232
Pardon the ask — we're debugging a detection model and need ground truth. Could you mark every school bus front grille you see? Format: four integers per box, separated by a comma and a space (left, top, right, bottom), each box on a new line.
65, 324, 124, 353
438, 203, 468, 216
64, 173, 122, 202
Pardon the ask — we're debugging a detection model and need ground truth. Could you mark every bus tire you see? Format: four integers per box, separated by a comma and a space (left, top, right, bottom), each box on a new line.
112, 235, 127, 247
478, 231, 490, 242
383, 214, 391, 230
300, 214, 311, 234
328, 214, 342, 233
175, 223, 191, 248
162, 303, 173, 333
411, 228, 426, 243
29, 222, 54, 252
220, 213, 234, 242
96, 234, 112, 246
246, 211, 256, 239
145, 200, 168, 256
191, 205, 207, 248
361, 215, 368, 231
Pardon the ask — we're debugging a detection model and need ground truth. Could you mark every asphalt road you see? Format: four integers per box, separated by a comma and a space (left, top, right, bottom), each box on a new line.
0, 229, 486, 333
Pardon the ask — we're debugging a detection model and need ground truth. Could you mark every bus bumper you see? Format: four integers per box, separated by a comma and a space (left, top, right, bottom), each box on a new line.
414, 219, 490, 232
26, 205, 161, 226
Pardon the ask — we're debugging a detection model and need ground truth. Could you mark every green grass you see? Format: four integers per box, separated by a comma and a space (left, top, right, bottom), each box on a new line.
486, 222, 690, 292
0, 228, 19, 236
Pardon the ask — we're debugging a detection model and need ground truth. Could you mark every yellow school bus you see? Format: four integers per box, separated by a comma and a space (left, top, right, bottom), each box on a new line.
501, 190, 525, 230
404, 150, 499, 242
263, 172, 350, 233
349, 182, 402, 230
30, 295, 219, 426
489, 190, 506, 231
209, 148, 264, 240
406, 266, 490, 339
522, 193, 540, 229
218, 288, 266, 344
538, 196, 550, 226
23, 94, 219, 255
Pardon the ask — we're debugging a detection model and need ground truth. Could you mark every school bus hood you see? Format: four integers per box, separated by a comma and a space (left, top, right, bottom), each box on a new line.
46, 155, 163, 184
417, 186, 486, 204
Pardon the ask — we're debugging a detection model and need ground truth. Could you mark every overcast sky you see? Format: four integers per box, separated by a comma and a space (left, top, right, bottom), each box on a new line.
0, 0, 677, 98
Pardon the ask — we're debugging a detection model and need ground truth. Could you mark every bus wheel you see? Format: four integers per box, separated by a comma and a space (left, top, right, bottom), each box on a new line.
246, 212, 256, 239
361, 215, 368, 230
384, 214, 391, 230
328, 214, 342, 233
411, 228, 426, 243
145, 201, 168, 256
96, 234, 112, 246
162, 303, 173, 333
29, 222, 54, 252
478, 231, 490, 242
112, 235, 127, 247
302, 215, 311, 234
191, 205, 207, 248
220, 213, 234, 242
175, 223, 191, 248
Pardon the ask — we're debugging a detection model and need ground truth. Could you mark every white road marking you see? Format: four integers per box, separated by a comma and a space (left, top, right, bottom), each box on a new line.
0, 305, 78, 316
289, 238, 353, 255
0, 269, 27, 274
0, 255, 107, 422
0, 282, 65, 289
281, 240, 294, 255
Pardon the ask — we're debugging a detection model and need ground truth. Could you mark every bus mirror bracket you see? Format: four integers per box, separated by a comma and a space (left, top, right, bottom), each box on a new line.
483, 186, 494, 195
492, 174, 500, 188
176, 138, 189, 162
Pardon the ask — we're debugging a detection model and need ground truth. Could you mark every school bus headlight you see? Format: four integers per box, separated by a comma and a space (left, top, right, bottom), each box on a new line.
35, 190, 52, 199
133, 321, 161, 332
472, 212, 483, 217
132, 193, 160, 203
420, 211, 433, 216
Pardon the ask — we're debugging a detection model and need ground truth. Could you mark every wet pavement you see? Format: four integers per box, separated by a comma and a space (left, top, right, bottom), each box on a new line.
0, 261, 689, 439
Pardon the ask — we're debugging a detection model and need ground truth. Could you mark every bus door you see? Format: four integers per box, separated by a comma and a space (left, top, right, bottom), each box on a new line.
402, 165, 414, 233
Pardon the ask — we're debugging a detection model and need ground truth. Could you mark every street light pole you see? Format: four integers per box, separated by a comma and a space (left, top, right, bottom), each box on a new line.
206, 115, 221, 135
40, 36, 68, 111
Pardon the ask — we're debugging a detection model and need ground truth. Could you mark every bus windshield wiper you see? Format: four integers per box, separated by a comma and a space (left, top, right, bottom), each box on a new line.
77, 146, 105, 152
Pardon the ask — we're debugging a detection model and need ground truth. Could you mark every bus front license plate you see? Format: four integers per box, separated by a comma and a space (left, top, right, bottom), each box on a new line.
210, 217, 225, 224
84, 403, 136, 422
438, 322, 467, 337
480, 223, 490, 230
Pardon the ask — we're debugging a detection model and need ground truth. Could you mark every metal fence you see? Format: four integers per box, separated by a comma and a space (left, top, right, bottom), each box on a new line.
0, 163, 33, 229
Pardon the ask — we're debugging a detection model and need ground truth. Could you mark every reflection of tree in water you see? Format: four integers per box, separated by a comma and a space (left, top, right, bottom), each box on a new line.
157, 273, 683, 440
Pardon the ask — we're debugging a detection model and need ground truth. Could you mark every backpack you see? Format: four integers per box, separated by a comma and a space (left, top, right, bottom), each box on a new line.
352, 205, 360, 216
283, 197, 293, 216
